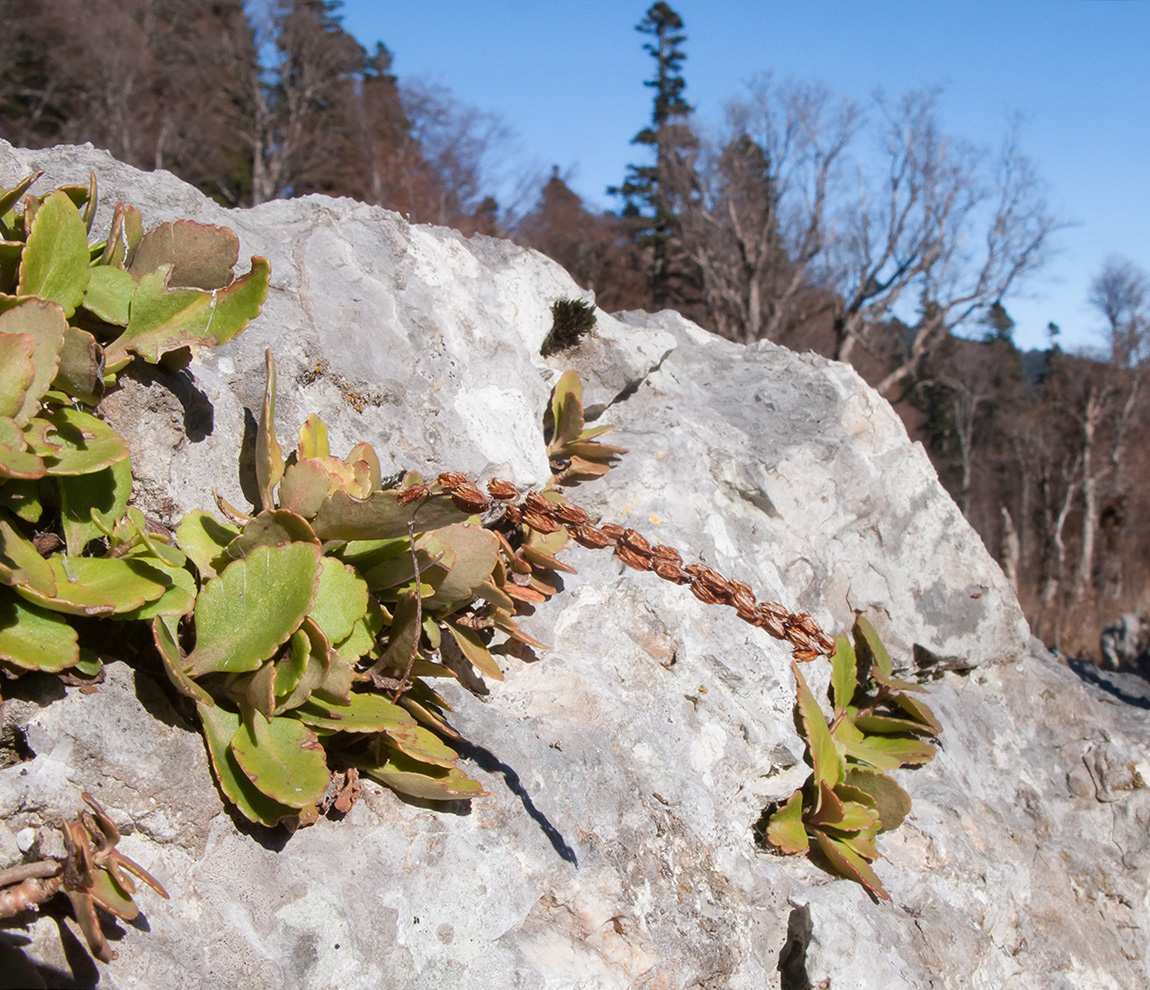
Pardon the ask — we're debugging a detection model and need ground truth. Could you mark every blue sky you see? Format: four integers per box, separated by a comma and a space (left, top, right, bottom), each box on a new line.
340, 1, 1150, 353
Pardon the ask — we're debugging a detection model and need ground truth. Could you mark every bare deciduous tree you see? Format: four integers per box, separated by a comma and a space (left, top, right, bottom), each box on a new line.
671, 77, 859, 343
831, 94, 1059, 399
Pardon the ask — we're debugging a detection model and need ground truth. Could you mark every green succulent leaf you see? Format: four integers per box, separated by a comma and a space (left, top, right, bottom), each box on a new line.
98, 204, 143, 271
229, 706, 330, 809
0, 298, 67, 425
85, 867, 140, 923
17, 191, 91, 318
0, 330, 33, 419
765, 788, 809, 854
359, 750, 487, 801
34, 407, 129, 476
806, 780, 846, 828
852, 712, 940, 737
128, 220, 240, 290
184, 541, 322, 677
82, 264, 134, 326
0, 170, 43, 220
115, 551, 196, 621
421, 524, 500, 612
829, 634, 857, 715
0, 418, 44, 480
0, 516, 56, 595
311, 489, 470, 542
854, 616, 893, 680
103, 255, 270, 372
297, 413, 329, 459
346, 441, 381, 492
368, 589, 421, 677
53, 326, 103, 404
277, 458, 334, 518
793, 661, 843, 794
272, 620, 332, 713
832, 715, 936, 770
312, 651, 355, 706
820, 798, 881, 836
255, 349, 284, 513
309, 556, 370, 645
549, 369, 585, 450
197, 702, 298, 827
175, 510, 239, 580
293, 691, 416, 733
224, 509, 319, 561
16, 555, 171, 617
0, 478, 44, 520
893, 692, 943, 734
384, 723, 459, 769
333, 599, 384, 663
0, 587, 80, 671
152, 615, 213, 705
360, 541, 441, 592
811, 829, 889, 900
57, 458, 133, 555
445, 619, 503, 681
843, 767, 913, 833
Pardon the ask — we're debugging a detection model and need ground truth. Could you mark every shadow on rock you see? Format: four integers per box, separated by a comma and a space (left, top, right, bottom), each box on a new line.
455, 739, 578, 865
1066, 655, 1150, 710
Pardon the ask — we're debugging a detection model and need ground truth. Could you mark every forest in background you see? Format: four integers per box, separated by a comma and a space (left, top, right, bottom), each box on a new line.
3, 0, 1147, 663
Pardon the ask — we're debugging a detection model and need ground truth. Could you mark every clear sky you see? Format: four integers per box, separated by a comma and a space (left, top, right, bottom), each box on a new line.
340, 1, 1150, 353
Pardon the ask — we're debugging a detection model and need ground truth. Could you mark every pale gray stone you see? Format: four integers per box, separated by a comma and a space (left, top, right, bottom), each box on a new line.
0, 142, 1147, 989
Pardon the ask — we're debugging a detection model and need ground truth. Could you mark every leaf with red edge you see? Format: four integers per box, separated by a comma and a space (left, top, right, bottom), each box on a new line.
812, 829, 890, 900
765, 788, 809, 854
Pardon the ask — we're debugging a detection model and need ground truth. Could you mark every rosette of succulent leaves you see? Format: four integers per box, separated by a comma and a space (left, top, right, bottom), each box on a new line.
761, 617, 942, 900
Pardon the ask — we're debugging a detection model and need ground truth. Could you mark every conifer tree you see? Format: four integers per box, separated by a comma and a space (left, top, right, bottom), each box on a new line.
610, 2, 696, 308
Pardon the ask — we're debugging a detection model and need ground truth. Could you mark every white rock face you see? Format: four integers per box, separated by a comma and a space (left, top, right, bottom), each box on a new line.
0, 141, 1147, 989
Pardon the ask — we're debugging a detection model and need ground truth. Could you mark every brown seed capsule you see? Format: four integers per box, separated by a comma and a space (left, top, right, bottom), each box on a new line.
653, 560, 692, 584
503, 504, 524, 524
454, 613, 493, 630
690, 566, 733, 603
568, 524, 616, 549
521, 508, 562, 534
614, 545, 653, 571
757, 600, 790, 622
785, 626, 814, 652
397, 484, 430, 505
792, 648, 822, 664
689, 581, 724, 605
487, 479, 521, 501
650, 544, 682, 564
599, 523, 625, 542
618, 528, 651, 554
758, 613, 787, 640
551, 502, 590, 525
437, 472, 470, 490
523, 492, 558, 516
449, 482, 491, 514
729, 581, 756, 613
735, 606, 759, 624
817, 633, 836, 654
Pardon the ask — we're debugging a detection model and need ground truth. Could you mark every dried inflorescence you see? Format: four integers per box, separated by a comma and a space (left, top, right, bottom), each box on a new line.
0, 793, 168, 963
433, 469, 836, 662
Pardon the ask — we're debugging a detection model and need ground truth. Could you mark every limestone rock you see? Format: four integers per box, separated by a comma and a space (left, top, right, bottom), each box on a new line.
0, 142, 1147, 989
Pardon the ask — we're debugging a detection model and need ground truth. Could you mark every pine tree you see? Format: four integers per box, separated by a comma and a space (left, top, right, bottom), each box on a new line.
609, 2, 696, 308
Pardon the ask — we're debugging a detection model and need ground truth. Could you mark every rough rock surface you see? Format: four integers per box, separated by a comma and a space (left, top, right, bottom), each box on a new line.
0, 142, 1147, 989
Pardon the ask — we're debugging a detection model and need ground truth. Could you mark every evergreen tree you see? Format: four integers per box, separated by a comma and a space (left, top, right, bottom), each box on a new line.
609, 2, 696, 307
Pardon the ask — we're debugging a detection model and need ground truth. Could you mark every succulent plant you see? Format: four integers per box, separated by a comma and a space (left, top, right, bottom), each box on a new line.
760, 616, 941, 900
0, 171, 267, 679
0, 164, 944, 971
